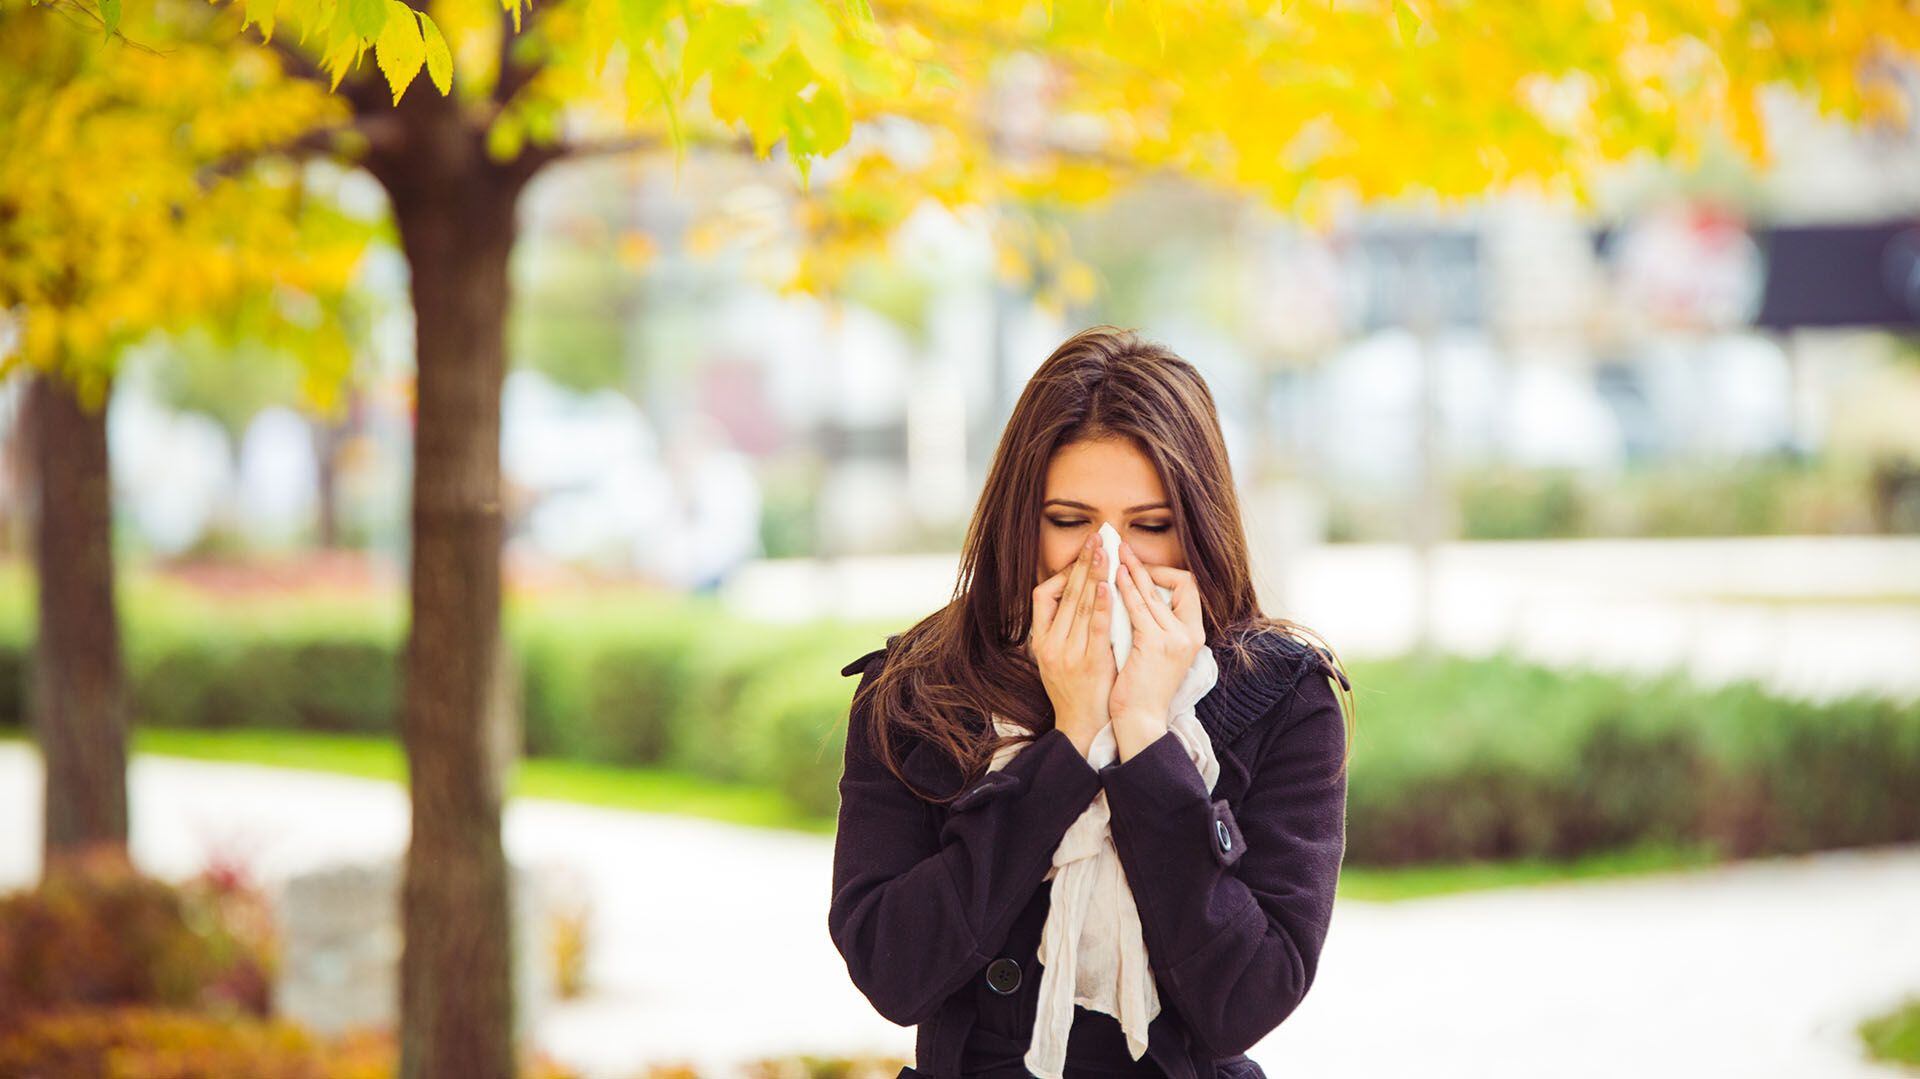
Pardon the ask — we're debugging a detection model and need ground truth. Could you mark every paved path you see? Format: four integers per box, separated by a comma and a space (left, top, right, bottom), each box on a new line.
2, 744, 1915, 1078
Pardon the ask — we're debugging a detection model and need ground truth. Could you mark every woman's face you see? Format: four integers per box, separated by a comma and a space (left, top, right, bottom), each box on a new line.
1037, 437, 1187, 585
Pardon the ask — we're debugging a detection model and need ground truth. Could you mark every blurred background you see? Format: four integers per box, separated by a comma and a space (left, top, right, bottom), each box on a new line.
1, 1, 1918, 1077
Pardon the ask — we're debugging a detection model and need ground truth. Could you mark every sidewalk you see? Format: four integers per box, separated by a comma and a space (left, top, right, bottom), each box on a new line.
1, 744, 1915, 1078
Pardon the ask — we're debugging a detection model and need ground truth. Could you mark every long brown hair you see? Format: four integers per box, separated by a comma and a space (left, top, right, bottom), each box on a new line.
854, 325, 1355, 805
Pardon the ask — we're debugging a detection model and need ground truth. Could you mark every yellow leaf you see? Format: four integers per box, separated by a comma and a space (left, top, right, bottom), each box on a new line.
418, 10, 453, 94
244, 0, 278, 42
374, 1, 426, 103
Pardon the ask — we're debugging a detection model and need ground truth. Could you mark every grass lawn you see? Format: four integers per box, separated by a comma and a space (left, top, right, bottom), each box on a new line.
1, 727, 1737, 902
1860, 995, 1920, 1070
1338, 839, 1726, 901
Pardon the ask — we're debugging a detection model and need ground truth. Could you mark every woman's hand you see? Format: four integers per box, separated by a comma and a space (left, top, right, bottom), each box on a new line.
1029, 531, 1116, 759
1109, 538, 1205, 761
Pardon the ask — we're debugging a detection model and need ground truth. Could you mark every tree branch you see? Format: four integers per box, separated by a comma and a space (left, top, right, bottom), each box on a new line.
494, 6, 542, 107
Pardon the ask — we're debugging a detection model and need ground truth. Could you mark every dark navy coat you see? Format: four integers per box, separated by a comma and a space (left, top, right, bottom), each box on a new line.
827, 628, 1350, 1079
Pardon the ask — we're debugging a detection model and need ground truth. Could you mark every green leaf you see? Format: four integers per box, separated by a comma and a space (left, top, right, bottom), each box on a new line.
321, 13, 368, 89
615, 0, 672, 40
300, 0, 337, 44
418, 10, 453, 94
374, 0, 426, 103
779, 0, 846, 87
1393, 0, 1422, 45
634, 50, 683, 163
683, 6, 752, 81
486, 113, 525, 162
796, 79, 850, 159
840, 46, 896, 97
99, 0, 120, 38
348, 0, 387, 40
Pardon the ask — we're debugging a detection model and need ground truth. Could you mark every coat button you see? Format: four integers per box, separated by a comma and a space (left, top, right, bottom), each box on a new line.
984, 957, 1022, 995
1216, 819, 1233, 854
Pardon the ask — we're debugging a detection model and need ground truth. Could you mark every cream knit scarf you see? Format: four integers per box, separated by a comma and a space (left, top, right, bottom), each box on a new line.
985, 522, 1221, 1079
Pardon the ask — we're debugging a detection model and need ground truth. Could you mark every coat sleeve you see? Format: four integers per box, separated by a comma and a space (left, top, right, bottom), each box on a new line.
827, 652, 1106, 1026
1096, 662, 1348, 1057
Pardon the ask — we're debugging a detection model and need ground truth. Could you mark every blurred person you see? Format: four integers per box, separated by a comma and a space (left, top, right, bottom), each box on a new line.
829, 325, 1355, 1079
656, 414, 762, 594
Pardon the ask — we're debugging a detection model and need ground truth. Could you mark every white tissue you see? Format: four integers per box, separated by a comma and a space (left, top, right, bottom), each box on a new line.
1098, 521, 1174, 671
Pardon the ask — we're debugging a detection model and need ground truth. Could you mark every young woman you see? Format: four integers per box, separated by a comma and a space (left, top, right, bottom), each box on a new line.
828, 326, 1355, 1079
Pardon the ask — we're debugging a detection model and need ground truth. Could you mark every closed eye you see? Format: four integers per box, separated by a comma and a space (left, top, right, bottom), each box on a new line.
1047, 518, 1171, 534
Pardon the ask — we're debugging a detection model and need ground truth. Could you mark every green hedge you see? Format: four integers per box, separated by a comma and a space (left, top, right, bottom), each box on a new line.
0, 566, 882, 824
1, 566, 1916, 866
1327, 456, 1910, 543
1448, 456, 1894, 540
1341, 654, 1920, 864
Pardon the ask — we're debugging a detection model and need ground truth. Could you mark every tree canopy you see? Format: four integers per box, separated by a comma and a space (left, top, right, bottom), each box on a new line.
0, 0, 376, 413
229, 0, 1920, 199
265, 0, 1920, 287
8, 0, 1916, 351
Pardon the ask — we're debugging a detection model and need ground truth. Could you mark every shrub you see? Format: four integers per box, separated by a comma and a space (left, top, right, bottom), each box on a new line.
1340, 652, 1920, 865
732, 650, 862, 819
129, 623, 399, 735
0, 838, 584, 1078
0, 847, 278, 1034
0, 1006, 387, 1078
1859, 994, 1920, 1069
1445, 457, 1887, 541
0, 1005, 585, 1078
511, 597, 711, 765
659, 618, 835, 784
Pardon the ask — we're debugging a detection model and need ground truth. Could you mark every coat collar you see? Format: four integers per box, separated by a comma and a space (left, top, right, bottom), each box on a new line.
1195, 629, 1322, 745
839, 626, 1339, 748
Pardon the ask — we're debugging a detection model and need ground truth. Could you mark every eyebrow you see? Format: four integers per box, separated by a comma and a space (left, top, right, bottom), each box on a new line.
1043, 499, 1171, 513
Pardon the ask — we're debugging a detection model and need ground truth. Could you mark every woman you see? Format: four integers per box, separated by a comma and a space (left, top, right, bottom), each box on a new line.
828, 326, 1355, 1079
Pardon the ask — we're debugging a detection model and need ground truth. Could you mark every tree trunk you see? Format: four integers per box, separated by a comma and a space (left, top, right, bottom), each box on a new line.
24, 369, 130, 874
374, 95, 533, 1079
313, 396, 346, 548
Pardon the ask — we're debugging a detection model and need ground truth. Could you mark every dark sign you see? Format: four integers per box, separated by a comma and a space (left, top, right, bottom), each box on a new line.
1753, 221, 1920, 330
